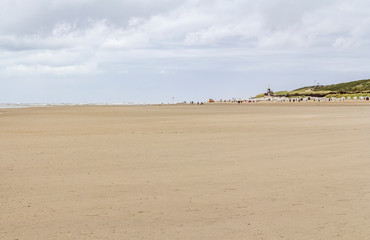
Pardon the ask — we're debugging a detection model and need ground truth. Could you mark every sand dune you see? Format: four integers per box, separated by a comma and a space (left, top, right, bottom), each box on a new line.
1, 104, 370, 239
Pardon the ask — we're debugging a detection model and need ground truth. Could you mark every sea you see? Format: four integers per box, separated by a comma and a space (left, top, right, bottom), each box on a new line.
0, 103, 143, 109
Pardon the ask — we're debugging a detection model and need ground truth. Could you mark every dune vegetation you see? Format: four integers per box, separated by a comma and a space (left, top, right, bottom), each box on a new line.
258, 79, 370, 98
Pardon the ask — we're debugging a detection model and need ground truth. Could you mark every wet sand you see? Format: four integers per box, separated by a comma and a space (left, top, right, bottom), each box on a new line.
1, 104, 370, 239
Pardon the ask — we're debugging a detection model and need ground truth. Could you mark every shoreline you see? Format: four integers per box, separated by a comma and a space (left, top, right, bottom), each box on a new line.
1, 99, 370, 109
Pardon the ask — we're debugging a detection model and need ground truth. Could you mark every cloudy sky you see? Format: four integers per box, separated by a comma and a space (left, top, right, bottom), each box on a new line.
1, 0, 370, 103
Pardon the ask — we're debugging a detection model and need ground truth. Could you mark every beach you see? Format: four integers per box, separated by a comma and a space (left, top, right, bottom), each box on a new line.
1, 103, 370, 239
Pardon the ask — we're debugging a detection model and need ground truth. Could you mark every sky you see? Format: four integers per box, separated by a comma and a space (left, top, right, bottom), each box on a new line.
1, 0, 370, 103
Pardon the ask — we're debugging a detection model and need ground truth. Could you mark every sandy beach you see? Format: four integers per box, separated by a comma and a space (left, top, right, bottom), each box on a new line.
1, 103, 370, 239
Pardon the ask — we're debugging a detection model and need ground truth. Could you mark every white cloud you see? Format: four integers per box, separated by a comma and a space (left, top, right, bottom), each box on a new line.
5, 63, 98, 76
333, 37, 358, 49
1, 0, 370, 103
2, 0, 370, 52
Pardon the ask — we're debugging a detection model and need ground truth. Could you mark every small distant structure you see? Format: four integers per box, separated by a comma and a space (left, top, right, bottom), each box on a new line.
314, 80, 324, 89
265, 85, 274, 97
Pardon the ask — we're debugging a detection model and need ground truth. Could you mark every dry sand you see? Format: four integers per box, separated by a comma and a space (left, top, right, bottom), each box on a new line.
1, 104, 370, 239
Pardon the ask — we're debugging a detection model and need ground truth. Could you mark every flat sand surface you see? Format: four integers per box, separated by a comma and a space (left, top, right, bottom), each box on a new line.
1, 104, 370, 239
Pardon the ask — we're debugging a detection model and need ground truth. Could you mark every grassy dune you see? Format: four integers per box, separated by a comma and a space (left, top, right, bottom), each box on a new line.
258, 79, 370, 98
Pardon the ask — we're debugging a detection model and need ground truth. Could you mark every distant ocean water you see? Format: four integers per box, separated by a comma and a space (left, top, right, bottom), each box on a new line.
0, 103, 143, 109
0, 104, 48, 109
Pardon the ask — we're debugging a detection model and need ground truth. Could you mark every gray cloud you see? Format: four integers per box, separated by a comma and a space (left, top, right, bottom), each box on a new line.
1, 0, 370, 103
